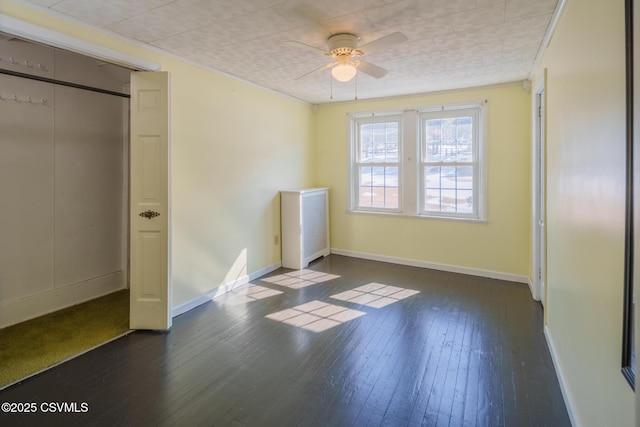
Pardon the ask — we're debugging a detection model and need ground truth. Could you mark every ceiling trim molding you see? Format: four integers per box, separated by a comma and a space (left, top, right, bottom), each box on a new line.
319, 80, 527, 107
528, 0, 569, 80
0, 14, 160, 71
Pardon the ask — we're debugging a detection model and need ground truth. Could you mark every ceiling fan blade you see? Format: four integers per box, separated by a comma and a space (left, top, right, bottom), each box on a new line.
285, 40, 330, 55
358, 32, 408, 55
295, 62, 334, 80
356, 60, 388, 79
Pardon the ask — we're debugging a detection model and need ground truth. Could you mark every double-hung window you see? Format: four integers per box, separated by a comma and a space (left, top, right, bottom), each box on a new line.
352, 115, 402, 212
420, 108, 479, 218
349, 102, 486, 221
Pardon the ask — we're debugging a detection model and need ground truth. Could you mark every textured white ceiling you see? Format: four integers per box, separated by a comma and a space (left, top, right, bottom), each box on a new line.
25, 0, 558, 103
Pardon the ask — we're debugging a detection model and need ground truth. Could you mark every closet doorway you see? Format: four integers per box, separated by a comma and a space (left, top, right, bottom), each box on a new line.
0, 16, 170, 332
0, 34, 131, 327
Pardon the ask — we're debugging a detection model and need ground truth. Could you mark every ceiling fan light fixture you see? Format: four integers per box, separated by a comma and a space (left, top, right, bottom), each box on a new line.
332, 64, 357, 82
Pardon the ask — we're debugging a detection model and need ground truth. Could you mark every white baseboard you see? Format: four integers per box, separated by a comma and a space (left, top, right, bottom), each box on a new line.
0, 271, 126, 328
171, 262, 282, 318
330, 248, 530, 285
248, 262, 283, 282
527, 277, 537, 300
544, 325, 580, 427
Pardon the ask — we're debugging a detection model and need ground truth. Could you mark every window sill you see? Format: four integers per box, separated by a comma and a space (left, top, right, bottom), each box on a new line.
346, 209, 487, 223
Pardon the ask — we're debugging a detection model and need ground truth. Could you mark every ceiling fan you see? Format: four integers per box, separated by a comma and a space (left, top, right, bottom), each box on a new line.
288, 32, 408, 82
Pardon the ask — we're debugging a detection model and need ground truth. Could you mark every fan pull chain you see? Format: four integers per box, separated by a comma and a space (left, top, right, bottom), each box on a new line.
354, 71, 358, 101
330, 71, 333, 100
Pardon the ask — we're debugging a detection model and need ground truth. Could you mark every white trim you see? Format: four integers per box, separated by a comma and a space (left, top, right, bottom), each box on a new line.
528, 0, 569, 80
544, 326, 581, 427
345, 208, 489, 223
418, 104, 486, 221
349, 109, 405, 119
0, 14, 160, 71
328, 81, 525, 107
0, 273, 126, 328
526, 276, 535, 298
351, 113, 403, 212
531, 73, 547, 303
330, 248, 530, 284
348, 101, 487, 221
171, 262, 282, 318
247, 262, 283, 282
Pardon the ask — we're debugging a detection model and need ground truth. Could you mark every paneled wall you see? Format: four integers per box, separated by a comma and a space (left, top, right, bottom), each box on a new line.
0, 37, 130, 327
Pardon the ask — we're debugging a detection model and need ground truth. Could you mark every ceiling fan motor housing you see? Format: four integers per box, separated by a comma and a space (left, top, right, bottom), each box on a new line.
328, 34, 363, 63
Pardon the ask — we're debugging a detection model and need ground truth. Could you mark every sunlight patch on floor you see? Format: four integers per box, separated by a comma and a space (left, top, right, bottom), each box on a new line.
214, 283, 283, 306
331, 283, 419, 308
266, 300, 365, 333
261, 269, 340, 289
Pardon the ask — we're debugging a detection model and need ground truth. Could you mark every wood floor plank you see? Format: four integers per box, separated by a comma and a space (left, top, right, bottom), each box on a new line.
0, 255, 571, 427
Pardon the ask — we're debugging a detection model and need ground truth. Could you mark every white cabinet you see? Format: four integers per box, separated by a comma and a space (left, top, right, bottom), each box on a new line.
281, 188, 330, 269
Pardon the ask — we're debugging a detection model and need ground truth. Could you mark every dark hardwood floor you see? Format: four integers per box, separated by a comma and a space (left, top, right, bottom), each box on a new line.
0, 255, 571, 426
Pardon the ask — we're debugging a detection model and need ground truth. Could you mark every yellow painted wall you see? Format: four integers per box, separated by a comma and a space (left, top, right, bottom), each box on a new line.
532, 0, 634, 425
313, 85, 532, 279
1, 1, 314, 308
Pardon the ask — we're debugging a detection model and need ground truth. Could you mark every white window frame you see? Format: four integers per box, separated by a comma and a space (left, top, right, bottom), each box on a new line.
419, 107, 483, 220
350, 113, 403, 213
348, 102, 487, 222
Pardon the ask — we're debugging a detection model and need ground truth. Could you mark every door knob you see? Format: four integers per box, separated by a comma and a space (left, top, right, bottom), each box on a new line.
139, 210, 160, 219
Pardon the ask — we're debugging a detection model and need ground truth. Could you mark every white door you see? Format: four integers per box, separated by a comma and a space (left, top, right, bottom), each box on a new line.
534, 86, 546, 306
129, 71, 171, 330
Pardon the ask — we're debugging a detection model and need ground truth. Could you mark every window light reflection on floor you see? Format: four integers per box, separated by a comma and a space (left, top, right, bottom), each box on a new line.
213, 283, 283, 306
261, 269, 340, 289
266, 300, 365, 333
330, 283, 419, 308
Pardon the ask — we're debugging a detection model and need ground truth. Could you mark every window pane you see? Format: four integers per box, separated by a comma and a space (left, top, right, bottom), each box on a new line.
457, 166, 473, 190
425, 187, 441, 211
385, 139, 399, 162
425, 166, 441, 189
455, 117, 473, 162
423, 165, 475, 214
360, 166, 373, 185
361, 121, 399, 162
360, 141, 374, 163
441, 166, 456, 190
370, 165, 385, 208
457, 189, 473, 213
424, 116, 473, 162
385, 187, 399, 209
359, 166, 372, 207
425, 119, 444, 162
384, 166, 399, 208
359, 165, 398, 209
440, 189, 456, 212
383, 122, 399, 162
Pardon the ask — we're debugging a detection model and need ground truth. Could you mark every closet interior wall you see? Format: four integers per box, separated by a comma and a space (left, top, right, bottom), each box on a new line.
0, 36, 130, 327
